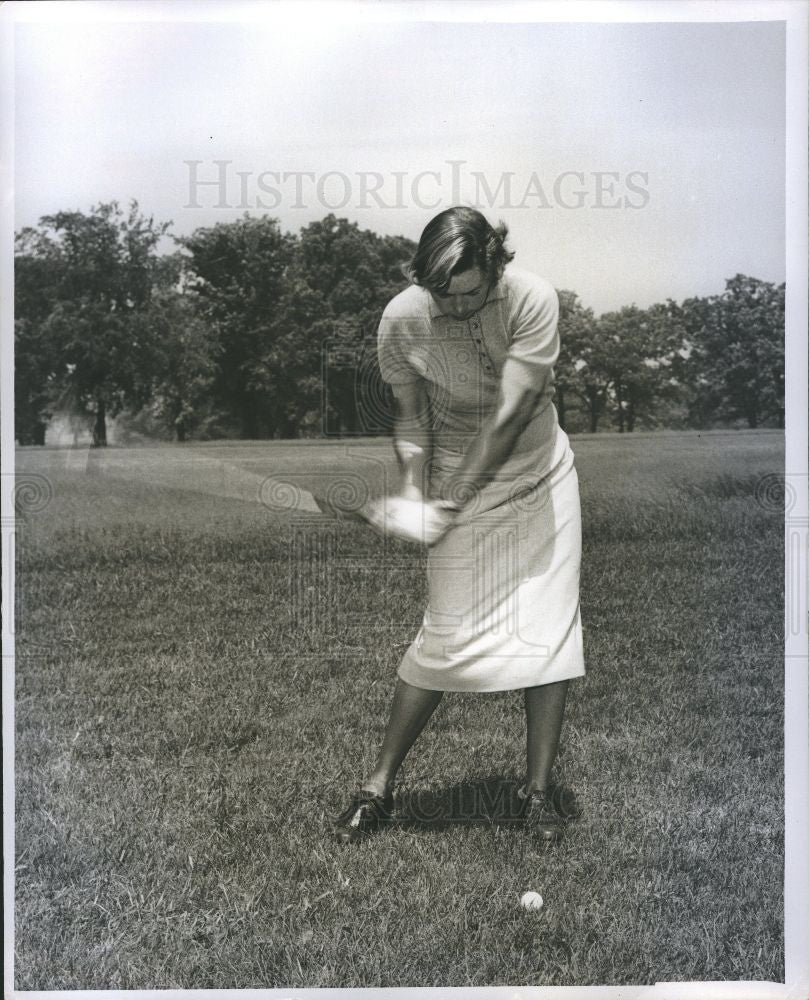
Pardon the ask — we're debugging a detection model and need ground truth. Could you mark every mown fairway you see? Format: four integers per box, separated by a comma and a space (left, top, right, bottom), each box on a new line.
14, 430, 784, 988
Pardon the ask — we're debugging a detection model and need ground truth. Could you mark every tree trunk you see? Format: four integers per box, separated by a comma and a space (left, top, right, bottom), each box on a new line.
556, 388, 566, 431
615, 382, 625, 433
587, 388, 600, 433
627, 397, 636, 433
176, 419, 187, 443
92, 399, 107, 447
33, 422, 47, 446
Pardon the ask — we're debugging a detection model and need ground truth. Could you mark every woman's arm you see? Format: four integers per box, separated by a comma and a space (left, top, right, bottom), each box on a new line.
439, 358, 549, 507
391, 381, 433, 500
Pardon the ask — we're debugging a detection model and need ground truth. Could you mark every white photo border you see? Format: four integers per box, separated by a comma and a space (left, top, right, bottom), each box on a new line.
2, 2, 806, 999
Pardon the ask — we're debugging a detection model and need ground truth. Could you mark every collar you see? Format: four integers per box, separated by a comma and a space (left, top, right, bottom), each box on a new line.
426, 278, 508, 319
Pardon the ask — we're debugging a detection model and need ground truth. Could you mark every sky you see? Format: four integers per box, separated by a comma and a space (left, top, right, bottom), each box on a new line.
13, 7, 786, 315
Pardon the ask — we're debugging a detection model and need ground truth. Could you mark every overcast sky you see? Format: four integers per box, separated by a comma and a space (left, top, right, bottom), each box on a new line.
14, 11, 785, 314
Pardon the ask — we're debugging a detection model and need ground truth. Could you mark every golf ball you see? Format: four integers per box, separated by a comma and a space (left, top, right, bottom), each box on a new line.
520, 891, 544, 911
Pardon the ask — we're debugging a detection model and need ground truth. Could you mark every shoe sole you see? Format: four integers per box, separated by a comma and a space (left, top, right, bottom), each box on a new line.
331, 808, 394, 845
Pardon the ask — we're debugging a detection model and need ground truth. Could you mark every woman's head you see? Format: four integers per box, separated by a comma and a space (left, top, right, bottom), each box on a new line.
404, 207, 515, 308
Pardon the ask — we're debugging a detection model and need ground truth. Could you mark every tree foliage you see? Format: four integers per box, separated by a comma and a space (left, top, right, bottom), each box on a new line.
679, 275, 785, 429
14, 203, 784, 444
294, 216, 415, 435
146, 285, 219, 442
597, 303, 682, 432
179, 214, 297, 439
15, 201, 174, 445
179, 214, 415, 438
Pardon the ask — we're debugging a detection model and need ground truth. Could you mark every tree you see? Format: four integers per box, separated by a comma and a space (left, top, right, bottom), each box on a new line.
15, 201, 173, 445
14, 245, 62, 443
245, 268, 327, 437
14, 318, 53, 445
293, 216, 415, 436
180, 215, 297, 438
146, 286, 219, 441
598, 303, 683, 432
553, 291, 614, 433
179, 214, 414, 439
680, 275, 785, 429
555, 290, 597, 432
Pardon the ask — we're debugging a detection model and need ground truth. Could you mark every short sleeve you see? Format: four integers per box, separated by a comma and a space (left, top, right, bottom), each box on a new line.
377, 314, 424, 386
504, 277, 560, 390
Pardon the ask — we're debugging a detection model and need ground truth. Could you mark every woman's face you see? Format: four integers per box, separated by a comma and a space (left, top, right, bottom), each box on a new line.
429, 267, 490, 320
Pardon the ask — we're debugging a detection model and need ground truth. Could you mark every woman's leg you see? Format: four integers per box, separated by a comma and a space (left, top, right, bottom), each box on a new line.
523, 679, 569, 793
360, 677, 443, 796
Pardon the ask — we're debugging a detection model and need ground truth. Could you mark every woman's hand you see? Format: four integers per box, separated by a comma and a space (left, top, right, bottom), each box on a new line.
363, 496, 459, 546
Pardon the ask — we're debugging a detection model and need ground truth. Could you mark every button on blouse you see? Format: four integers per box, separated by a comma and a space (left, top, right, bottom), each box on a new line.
377, 266, 562, 511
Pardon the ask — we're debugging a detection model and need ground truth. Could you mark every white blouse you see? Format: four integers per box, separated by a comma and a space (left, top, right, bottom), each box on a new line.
377, 265, 568, 516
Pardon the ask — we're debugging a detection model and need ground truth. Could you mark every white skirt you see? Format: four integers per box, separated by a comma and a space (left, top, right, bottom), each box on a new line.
397, 441, 585, 692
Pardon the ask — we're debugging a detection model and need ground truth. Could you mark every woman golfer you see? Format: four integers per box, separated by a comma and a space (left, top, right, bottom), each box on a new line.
333, 206, 584, 844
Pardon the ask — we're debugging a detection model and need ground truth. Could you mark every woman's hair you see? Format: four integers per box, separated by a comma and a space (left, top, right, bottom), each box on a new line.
403, 206, 515, 292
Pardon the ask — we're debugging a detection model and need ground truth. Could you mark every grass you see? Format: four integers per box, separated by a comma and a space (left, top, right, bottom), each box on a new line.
14, 429, 784, 988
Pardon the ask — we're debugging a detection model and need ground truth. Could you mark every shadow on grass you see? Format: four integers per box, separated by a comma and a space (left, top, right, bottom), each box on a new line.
394, 776, 580, 832
395, 777, 522, 832
391, 776, 579, 832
